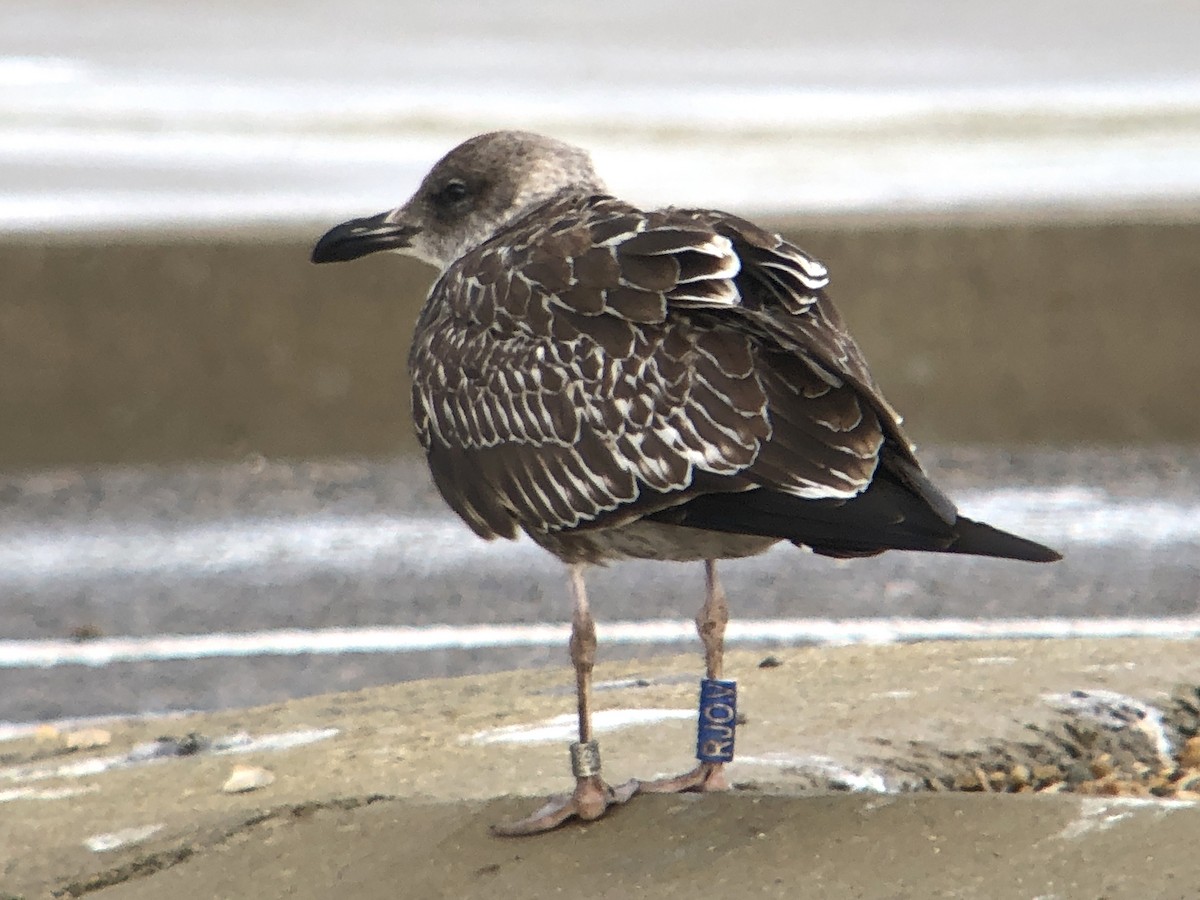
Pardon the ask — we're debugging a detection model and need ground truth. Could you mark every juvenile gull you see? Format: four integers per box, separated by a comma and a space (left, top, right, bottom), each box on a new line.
311, 130, 1060, 834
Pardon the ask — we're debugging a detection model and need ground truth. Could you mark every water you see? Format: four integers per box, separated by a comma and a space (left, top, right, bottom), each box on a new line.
3, 0, 1200, 232
0, 486, 1193, 588
0, 451, 1196, 722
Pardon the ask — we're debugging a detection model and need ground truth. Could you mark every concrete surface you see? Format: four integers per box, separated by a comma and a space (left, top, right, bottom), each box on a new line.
4, 640, 1200, 898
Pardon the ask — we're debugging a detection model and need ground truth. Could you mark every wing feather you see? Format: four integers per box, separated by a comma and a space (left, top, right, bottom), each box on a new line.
409, 194, 930, 543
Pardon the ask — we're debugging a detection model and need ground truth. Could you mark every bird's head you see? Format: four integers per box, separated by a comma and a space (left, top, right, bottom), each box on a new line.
311, 130, 606, 269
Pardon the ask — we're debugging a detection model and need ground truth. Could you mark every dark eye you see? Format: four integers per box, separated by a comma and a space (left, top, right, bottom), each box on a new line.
437, 179, 469, 204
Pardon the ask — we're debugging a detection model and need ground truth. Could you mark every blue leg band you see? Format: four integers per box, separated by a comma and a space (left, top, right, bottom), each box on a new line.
696, 678, 737, 763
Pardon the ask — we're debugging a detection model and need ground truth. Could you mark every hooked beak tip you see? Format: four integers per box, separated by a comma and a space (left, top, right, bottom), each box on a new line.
311, 212, 419, 264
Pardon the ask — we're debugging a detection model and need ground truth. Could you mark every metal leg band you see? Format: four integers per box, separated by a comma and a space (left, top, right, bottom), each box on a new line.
570, 740, 602, 778
696, 677, 737, 763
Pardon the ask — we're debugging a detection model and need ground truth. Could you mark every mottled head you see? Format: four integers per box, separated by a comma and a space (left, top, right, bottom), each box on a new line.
311, 131, 606, 269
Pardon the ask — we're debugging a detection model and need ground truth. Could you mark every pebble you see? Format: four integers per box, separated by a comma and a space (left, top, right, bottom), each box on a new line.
1179, 736, 1200, 770
937, 738, 1200, 800
34, 724, 61, 743
1088, 753, 1115, 779
222, 764, 275, 794
64, 728, 113, 750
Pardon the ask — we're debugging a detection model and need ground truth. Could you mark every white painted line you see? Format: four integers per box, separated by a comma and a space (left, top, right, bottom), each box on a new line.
0, 710, 193, 744
3, 616, 1200, 670
469, 709, 694, 745
0, 784, 99, 804
85, 824, 164, 853
214, 727, 340, 755
734, 754, 889, 792
0, 728, 338, 784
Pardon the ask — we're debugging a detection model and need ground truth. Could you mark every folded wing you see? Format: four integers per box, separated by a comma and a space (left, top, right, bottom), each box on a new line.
408, 194, 1058, 562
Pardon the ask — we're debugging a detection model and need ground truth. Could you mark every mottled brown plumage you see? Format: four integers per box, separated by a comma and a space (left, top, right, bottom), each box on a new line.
312, 130, 1060, 834
407, 192, 898, 562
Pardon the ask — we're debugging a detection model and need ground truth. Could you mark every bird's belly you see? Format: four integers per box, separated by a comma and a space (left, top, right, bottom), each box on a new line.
534, 520, 779, 564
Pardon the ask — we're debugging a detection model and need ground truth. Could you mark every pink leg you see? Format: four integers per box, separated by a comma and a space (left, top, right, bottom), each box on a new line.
492, 563, 637, 835
639, 559, 731, 794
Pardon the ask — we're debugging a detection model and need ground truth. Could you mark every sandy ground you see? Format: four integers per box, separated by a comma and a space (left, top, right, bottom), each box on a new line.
5, 640, 1200, 898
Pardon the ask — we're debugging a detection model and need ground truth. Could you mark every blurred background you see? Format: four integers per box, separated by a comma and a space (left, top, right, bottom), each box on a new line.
2, 0, 1199, 726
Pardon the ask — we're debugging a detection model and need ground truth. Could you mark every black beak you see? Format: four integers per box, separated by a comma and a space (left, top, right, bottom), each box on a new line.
311, 211, 420, 264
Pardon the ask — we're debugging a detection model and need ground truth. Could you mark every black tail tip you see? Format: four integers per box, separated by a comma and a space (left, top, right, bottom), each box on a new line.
953, 516, 1063, 563
1028, 545, 1064, 563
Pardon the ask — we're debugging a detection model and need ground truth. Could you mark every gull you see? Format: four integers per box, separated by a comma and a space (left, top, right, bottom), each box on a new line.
311, 130, 1060, 835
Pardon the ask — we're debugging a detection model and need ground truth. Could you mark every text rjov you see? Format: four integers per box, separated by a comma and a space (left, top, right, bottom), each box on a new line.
696, 678, 737, 763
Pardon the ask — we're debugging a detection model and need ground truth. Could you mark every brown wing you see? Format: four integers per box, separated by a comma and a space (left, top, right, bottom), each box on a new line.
669, 208, 956, 519
407, 194, 928, 541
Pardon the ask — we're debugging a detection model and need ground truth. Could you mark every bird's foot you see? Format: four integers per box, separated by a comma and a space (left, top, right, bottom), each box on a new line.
492, 775, 638, 836
637, 761, 729, 794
